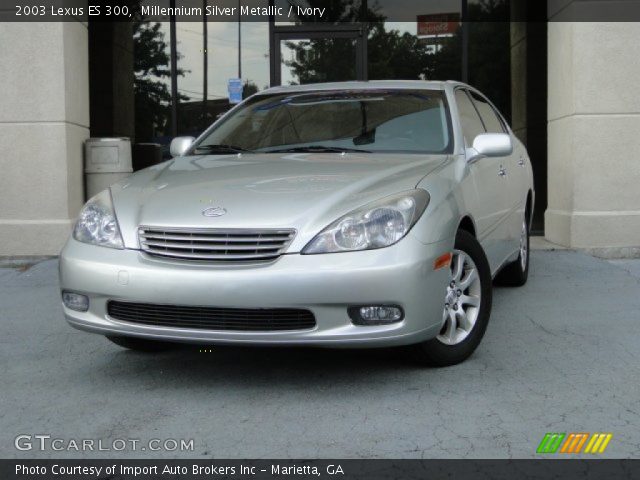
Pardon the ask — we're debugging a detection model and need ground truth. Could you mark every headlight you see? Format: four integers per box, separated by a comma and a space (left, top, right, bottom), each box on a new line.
302, 190, 429, 254
73, 189, 124, 249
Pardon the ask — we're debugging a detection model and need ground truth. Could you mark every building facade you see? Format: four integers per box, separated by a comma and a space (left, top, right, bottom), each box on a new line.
1, 1, 639, 257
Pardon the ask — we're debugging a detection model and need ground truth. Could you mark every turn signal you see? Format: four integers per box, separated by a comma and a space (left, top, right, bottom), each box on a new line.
434, 252, 453, 270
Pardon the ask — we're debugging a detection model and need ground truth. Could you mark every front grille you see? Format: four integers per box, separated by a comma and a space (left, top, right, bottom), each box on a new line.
138, 227, 296, 262
107, 301, 316, 331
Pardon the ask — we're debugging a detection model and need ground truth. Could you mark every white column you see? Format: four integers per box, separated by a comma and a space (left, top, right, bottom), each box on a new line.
0, 22, 89, 256
546, 20, 640, 257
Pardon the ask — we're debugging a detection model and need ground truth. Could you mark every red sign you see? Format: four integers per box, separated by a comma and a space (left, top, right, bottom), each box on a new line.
417, 13, 461, 36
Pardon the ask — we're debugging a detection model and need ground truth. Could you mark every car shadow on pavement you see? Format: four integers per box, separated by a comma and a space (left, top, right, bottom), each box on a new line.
87, 343, 441, 388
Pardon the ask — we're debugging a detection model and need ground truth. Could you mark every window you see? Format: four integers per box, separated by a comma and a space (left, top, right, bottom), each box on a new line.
469, 91, 506, 133
455, 89, 485, 146
133, 20, 173, 144
194, 90, 452, 154
175, 22, 270, 138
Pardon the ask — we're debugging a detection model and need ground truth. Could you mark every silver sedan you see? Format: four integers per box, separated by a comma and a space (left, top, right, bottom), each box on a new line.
59, 81, 533, 366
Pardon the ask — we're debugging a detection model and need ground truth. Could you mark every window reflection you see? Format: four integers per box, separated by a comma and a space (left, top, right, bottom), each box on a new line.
368, 21, 461, 82
133, 19, 173, 145
131, 0, 511, 149
371, 0, 462, 81
175, 21, 270, 136
282, 38, 357, 85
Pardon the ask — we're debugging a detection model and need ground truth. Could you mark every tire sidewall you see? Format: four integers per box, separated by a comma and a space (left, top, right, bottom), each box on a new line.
522, 221, 530, 277
411, 230, 493, 366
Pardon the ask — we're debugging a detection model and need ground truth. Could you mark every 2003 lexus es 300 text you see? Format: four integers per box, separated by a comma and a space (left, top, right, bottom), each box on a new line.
59, 81, 533, 366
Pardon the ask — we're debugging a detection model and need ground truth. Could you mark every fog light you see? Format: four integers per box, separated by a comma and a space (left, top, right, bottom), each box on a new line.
62, 291, 89, 312
348, 305, 404, 326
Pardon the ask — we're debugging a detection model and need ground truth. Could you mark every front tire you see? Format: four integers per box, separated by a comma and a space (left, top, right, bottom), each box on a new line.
408, 230, 493, 367
106, 335, 175, 352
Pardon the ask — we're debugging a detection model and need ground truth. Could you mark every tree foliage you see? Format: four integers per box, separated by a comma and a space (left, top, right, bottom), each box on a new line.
243, 80, 259, 99
133, 20, 188, 141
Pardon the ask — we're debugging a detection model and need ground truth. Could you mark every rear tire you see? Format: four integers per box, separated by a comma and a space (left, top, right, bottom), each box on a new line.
408, 230, 492, 367
106, 335, 175, 352
495, 213, 530, 287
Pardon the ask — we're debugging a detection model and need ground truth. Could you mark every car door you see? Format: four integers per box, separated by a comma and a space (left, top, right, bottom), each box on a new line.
454, 88, 509, 272
468, 90, 522, 253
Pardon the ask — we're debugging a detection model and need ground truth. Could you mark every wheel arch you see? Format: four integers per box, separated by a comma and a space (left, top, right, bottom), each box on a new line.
457, 215, 477, 237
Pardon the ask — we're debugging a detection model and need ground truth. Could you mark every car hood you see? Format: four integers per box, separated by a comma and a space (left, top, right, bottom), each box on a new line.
111, 153, 448, 251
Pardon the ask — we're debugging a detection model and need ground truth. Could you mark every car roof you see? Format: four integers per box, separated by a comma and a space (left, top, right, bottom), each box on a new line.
258, 80, 467, 95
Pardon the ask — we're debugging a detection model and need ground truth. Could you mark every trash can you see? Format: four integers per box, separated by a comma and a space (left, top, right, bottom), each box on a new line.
84, 137, 133, 199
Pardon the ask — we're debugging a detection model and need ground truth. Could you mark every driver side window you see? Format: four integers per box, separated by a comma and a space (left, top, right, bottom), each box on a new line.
455, 89, 486, 147
469, 91, 506, 134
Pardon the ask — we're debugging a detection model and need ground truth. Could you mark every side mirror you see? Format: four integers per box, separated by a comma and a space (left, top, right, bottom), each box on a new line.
169, 136, 195, 157
466, 133, 512, 163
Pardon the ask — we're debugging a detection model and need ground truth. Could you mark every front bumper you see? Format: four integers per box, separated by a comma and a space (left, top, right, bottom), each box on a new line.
59, 235, 452, 348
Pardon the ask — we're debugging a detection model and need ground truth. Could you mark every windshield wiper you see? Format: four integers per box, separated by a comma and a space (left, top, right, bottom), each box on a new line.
193, 144, 254, 154
264, 145, 372, 154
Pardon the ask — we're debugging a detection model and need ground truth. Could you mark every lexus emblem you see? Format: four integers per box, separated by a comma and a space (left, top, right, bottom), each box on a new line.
202, 206, 227, 217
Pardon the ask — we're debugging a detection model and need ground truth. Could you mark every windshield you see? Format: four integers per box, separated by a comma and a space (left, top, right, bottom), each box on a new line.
192, 89, 452, 155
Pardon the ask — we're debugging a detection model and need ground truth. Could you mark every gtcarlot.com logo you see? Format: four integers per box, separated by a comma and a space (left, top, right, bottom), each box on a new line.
15, 434, 194, 452
537, 433, 613, 454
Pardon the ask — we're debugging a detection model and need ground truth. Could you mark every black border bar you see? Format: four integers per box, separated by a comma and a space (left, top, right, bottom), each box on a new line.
4, 0, 640, 22
2, 459, 640, 480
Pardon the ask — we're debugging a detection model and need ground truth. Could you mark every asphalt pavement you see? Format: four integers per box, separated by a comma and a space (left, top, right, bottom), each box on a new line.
1, 250, 639, 459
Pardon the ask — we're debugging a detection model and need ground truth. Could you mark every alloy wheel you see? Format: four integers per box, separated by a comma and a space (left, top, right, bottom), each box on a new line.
437, 250, 482, 346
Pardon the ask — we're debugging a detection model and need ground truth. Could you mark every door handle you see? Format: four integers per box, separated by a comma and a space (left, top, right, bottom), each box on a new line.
498, 166, 507, 177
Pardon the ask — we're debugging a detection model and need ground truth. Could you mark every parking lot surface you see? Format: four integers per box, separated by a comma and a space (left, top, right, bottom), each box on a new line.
1, 250, 639, 458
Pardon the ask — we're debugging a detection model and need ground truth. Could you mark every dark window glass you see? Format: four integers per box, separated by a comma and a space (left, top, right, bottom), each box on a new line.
469, 91, 505, 133
467, 0, 511, 123
455, 89, 485, 146
195, 90, 452, 154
